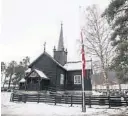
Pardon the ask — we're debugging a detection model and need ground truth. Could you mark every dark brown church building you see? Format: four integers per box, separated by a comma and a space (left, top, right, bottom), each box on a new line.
20, 24, 92, 92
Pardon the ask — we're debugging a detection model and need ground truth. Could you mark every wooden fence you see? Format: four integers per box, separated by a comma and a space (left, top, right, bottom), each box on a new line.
10, 93, 128, 108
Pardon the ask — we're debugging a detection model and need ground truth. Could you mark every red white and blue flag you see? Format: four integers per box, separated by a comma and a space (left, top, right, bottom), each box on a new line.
81, 31, 86, 77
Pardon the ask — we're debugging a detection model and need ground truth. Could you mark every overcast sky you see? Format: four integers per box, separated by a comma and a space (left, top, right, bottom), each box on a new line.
0, 0, 110, 63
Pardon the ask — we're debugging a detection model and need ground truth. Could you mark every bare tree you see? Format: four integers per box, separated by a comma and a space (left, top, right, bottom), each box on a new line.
6, 61, 17, 89
81, 5, 114, 92
1, 62, 6, 88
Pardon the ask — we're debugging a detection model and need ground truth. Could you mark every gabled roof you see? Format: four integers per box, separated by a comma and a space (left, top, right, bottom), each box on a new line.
28, 52, 66, 70
25, 68, 31, 73
64, 61, 92, 71
26, 69, 49, 80
28, 51, 92, 71
34, 69, 48, 79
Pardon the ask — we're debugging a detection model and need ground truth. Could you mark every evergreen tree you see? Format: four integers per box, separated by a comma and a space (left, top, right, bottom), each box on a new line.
103, 0, 128, 82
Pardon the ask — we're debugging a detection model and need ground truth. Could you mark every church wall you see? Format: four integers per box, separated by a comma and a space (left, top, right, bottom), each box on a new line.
84, 69, 92, 90
30, 54, 66, 89
56, 66, 66, 90
66, 70, 92, 91
66, 70, 82, 90
31, 54, 57, 87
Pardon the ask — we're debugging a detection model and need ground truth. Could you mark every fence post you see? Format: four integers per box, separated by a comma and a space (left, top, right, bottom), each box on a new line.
126, 97, 128, 106
108, 96, 111, 108
37, 93, 40, 103
81, 94, 83, 107
44, 93, 46, 103
89, 96, 91, 108
125, 96, 128, 106
10, 93, 14, 102
71, 95, 73, 107
24, 94, 27, 103
55, 95, 56, 105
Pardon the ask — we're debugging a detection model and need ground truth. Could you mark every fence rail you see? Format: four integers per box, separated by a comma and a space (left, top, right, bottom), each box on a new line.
10, 92, 128, 108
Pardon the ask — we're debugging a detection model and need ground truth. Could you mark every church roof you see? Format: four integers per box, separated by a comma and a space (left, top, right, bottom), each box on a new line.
25, 68, 31, 73
29, 51, 92, 71
44, 52, 67, 70
28, 52, 66, 70
25, 68, 49, 80
64, 61, 92, 71
34, 69, 49, 79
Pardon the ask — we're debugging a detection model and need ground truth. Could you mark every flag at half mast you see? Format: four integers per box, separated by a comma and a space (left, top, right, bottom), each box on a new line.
81, 31, 86, 77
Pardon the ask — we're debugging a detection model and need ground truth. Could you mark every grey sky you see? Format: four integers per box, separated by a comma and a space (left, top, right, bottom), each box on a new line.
0, 0, 110, 63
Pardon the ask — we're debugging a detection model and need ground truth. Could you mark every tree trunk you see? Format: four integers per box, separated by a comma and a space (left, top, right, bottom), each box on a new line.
102, 68, 109, 93
3, 75, 7, 89
1, 73, 4, 87
101, 59, 109, 95
8, 74, 12, 90
119, 83, 121, 91
118, 77, 121, 91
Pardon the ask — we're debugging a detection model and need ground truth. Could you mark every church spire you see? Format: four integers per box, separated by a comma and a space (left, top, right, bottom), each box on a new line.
53, 22, 68, 65
58, 22, 64, 51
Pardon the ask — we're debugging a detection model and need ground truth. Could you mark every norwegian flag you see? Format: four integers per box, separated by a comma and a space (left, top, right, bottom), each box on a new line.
81, 31, 86, 77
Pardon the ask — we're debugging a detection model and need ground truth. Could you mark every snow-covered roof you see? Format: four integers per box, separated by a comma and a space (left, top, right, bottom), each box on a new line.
64, 61, 91, 71
25, 68, 31, 73
34, 69, 49, 80
19, 78, 26, 83
12, 73, 16, 78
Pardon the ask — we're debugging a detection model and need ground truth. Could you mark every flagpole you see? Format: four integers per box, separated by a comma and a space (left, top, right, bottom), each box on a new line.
82, 68, 86, 112
79, 6, 86, 112
82, 45, 86, 112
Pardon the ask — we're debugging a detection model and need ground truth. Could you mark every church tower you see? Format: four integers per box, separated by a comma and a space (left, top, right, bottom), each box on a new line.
53, 23, 67, 66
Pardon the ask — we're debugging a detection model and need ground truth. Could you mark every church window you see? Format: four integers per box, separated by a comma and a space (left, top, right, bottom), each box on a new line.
60, 74, 64, 84
74, 75, 81, 84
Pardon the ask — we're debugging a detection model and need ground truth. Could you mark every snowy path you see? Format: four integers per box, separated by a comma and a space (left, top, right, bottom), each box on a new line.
1, 92, 128, 116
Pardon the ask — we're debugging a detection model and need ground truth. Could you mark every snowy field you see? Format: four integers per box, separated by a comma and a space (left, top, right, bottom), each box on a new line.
92, 84, 128, 90
1, 92, 128, 116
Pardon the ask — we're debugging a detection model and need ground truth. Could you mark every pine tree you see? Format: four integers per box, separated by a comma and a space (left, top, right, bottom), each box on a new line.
103, 0, 128, 83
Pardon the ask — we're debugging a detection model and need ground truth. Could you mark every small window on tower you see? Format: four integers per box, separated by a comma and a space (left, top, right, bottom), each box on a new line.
74, 75, 81, 84
60, 74, 64, 84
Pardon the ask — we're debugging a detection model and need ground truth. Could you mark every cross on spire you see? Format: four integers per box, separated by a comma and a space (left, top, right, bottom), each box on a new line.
44, 42, 46, 52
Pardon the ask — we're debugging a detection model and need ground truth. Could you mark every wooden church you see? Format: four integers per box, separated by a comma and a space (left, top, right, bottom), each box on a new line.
19, 23, 92, 92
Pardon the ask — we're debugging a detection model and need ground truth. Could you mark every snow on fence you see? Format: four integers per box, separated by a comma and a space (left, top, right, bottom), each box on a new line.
10, 93, 128, 108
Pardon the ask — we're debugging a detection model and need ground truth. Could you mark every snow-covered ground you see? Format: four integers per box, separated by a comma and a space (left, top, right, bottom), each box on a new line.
92, 84, 128, 90
1, 92, 128, 116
